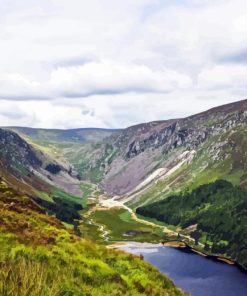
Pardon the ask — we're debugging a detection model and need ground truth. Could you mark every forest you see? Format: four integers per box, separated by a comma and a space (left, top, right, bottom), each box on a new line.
136, 180, 247, 269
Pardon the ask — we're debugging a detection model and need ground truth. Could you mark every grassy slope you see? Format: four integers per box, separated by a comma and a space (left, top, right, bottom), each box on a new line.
0, 178, 186, 296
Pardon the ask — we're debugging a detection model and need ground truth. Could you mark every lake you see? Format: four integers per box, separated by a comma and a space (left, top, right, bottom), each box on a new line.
119, 242, 247, 296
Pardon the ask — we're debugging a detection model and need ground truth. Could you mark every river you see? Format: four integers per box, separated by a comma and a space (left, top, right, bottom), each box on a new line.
119, 242, 247, 296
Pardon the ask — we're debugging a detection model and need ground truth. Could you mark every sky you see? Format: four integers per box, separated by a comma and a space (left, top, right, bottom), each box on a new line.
0, 0, 247, 129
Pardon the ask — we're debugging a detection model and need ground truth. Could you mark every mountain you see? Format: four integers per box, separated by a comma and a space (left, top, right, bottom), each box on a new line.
0, 127, 83, 196
7, 126, 118, 143
0, 128, 91, 225
82, 99, 247, 207
5, 99, 247, 205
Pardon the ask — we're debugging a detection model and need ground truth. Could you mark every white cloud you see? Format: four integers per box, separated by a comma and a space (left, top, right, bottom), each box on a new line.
198, 64, 247, 90
50, 61, 192, 97
0, 0, 247, 128
0, 61, 192, 100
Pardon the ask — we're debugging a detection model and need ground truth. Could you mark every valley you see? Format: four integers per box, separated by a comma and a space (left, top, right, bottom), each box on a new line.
1, 99, 247, 295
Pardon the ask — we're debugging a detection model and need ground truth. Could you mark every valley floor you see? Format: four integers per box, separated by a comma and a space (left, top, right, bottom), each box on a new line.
78, 188, 238, 269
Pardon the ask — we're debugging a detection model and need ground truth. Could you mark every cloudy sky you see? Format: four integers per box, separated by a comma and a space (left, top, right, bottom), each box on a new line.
0, 0, 247, 129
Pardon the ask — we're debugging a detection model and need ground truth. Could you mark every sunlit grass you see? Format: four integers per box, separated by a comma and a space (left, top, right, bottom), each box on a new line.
0, 180, 186, 296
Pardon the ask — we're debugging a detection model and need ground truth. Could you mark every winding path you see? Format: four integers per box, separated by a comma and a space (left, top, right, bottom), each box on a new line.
83, 192, 196, 245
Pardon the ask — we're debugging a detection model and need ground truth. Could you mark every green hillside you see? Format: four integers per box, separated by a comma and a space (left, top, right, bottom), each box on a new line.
136, 180, 247, 269
0, 177, 186, 296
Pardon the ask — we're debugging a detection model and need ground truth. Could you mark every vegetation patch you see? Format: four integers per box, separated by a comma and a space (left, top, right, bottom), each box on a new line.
90, 208, 165, 243
52, 187, 85, 206
45, 163, 62, 174
33, 196, 83, 224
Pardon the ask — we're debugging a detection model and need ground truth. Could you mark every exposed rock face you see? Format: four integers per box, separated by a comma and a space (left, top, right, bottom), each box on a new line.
125, 123, 208, 159
0, 128, 42, 172
125, 106, 247, 161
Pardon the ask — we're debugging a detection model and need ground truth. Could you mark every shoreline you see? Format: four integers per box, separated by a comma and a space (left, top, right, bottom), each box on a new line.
107, 241, 158, 249
162, 240, 236, 266
217, 257, 235, 265
108, 240, 238, 268
182, 243, 236, 265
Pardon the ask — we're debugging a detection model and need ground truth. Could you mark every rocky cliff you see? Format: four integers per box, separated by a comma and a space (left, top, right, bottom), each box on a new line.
0, 128, 42, 174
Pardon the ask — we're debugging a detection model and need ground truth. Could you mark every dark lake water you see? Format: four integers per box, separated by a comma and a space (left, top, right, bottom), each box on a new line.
120, 242, 247, 296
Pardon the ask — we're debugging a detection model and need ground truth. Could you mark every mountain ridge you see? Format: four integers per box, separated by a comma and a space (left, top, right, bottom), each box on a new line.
96, 99, 247, 197
4, 98, 247, 132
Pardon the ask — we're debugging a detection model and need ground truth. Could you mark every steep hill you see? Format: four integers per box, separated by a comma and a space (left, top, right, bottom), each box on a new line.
89, 99, 247, 208
0, 127, 86, 196
0, 128, 42, 174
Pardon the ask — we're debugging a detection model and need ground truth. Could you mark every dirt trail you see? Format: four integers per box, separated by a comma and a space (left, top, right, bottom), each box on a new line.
84, 192, 195, 244
98, 195, 178, 236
